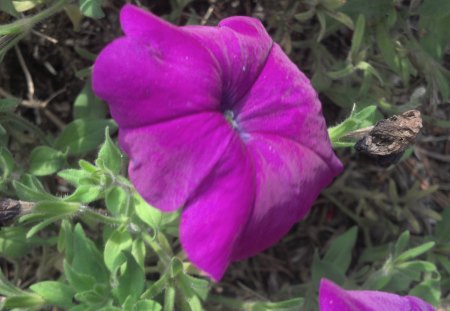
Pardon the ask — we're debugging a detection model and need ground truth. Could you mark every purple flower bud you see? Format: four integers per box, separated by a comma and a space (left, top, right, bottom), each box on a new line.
93, 4, 343, 280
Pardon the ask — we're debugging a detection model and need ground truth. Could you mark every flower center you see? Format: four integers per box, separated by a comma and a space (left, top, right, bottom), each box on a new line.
224, 110, 238, 129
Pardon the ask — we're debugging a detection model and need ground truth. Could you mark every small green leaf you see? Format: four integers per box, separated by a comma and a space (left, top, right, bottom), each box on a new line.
0, 146, 14, 178
133, 300, 162, 311
55, 119, 117, 156
134, 192, 163, 231
132, 239, 146, 269
96, 127, 122, 174
324, 227, 358, 273
393, 231, 410, 257
64, 261, 96, 292
79, 0, 104, 18
32, 201, 80, 217
178, 274, 209, 301
312, 252, 346, 287
58, 168, 92, 187
71, 224, 109, 283
163, 284, 175, 311
29, 146, 65, 176
104, 226, 132, 272
325, 10, 354, 30
328, 105, 378, 146
0, 0, 19, 16
116, 252, 145, 305
350, 14, 365, 60
0, 226, 35, 258
13, 174, 56, 201
4, 294, 45, 309
73, 79, 107, 120
106, 186, 129, 216
435, 207, 450, 241
0, 98, 19, 112
30, 281, 75, 309
396, 242, 435, 262
396, 260, 437, 273
294, 8, 315, 22
248, 298, 304, 311
64, 185, 103, 203
0, 124, 7, 146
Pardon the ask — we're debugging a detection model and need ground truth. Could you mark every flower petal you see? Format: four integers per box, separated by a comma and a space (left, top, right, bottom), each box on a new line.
235, 44, 342, 174
231, 134, 338, 260
319, 279, 435, 311
119, 113, 237, 212
92, 5, 222, 129
184, 16, 272, 107
180, 132, 255, 280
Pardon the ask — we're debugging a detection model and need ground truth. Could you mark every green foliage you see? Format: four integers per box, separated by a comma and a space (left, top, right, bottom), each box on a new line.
0, 1, 448, 310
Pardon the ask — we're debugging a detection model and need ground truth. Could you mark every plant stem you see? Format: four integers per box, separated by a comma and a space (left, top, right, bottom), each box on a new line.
0, 0, 68, 35
142, 232, 172, 267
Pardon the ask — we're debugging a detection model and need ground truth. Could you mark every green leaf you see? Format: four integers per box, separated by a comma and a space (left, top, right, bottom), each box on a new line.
31, 201, 80, 218
0, 146, 14, 178
106, 186, 129, 216
393, 231, 410, 258
178, 274, 209, 301
0, 0, 19, 16
96, 127, 122, 174
435, 207, 450, 241
29, 146, 66, 176
325, 10, 354, 30
349, 14, 365, 61
376, 22, 401, 75
13, 174, 56, 201
58, 168, 92, 187
163, 284, 175, 311
30, 281, 75, 309
0, 226, 35, 258
409, 278, 441, 306
328, 105, 378, 146
312, 252, 346, 287
132, 239, 146, 269
294, 8, 315, 22
64, 261, 96, 293
71, 224, 109, 283
64, 185, 103, 203
134, 192, 163, 231
324, 227, 358, 273
116, 252, 145, 305
396, 242, 435, 263
133, 300, 162, 311
396, 260, 437, 273
4, 294, 45, 309
55, 119, 117, 156
0, 124, 7, 146
0, 98, 19, 112
79, 0, 104, 18
141, 273, 168, 299
74, 79, 107, 119
249, 298, 304, 311
104, 226, 132, 272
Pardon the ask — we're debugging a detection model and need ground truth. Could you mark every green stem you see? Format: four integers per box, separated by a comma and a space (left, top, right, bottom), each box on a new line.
80, 207, 126, 226
142, 232, 171, 267
0, 0, 68, 35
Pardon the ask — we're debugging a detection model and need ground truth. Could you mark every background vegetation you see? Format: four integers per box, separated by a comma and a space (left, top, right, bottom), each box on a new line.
0, 0, 449, 310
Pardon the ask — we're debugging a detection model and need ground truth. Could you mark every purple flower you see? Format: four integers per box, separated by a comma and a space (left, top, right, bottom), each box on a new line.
319, 279, 436, 311
92, 4, 342, 280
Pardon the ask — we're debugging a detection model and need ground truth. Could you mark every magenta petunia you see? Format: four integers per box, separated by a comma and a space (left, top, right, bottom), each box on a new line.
92, 4, 343, 280
319, 279, 436, 311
